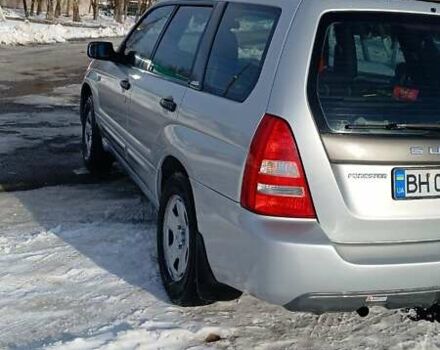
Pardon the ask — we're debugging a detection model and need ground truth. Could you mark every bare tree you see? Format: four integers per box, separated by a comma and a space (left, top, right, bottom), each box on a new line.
23, 0, 29, 17
114, 0, 123, 23
72, 0, 80, 22
65, 0, 70, 16
36, 0, 43, 15
0, 4, 5, 22
89, 0, 98, 20
46, 0, 54, 20
30, 0, 36, 16
135, 0, 142, 21
54, 0, 61, 17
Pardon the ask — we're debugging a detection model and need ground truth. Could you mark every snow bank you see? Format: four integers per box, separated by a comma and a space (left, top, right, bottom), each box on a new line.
0, 19, 129, 45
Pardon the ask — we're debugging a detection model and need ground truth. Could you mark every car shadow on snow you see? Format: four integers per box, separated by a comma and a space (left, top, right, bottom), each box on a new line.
9, 175, 170, 303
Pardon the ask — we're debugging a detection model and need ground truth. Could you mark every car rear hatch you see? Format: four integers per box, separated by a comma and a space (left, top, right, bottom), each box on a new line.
270, 0, 440, 245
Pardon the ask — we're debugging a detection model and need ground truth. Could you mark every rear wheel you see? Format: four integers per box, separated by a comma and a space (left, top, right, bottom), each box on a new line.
81, 95, 113, 174
157, 173, 206, 306
157, 172, 242, 305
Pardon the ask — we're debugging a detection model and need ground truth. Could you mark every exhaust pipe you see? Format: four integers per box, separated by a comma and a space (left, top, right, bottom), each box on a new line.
357, 306, 369, 318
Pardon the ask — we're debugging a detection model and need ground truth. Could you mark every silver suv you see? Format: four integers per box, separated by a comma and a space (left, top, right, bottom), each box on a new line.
81, 0, 440, 315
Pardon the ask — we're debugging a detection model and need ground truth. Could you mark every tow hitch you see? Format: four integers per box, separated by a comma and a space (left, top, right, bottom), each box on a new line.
356, 307, 370, 318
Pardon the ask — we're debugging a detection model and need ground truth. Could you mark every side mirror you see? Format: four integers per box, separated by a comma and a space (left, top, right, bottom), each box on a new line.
87, 41, 117, 61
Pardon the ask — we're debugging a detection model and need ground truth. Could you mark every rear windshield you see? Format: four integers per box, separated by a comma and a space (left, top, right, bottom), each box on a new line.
309, 12, 440, 135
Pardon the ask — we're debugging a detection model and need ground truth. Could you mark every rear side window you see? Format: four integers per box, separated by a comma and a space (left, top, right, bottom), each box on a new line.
152, 6, 212, 82
123, 6, 174, 63
310, 12, 440, 135
204, 3, 281, 102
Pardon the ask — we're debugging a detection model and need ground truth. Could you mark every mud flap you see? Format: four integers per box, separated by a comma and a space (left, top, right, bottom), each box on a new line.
195, 232, 242, 302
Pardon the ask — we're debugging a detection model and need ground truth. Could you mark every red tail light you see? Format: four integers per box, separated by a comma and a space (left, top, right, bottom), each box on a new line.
241, 114, 316, 218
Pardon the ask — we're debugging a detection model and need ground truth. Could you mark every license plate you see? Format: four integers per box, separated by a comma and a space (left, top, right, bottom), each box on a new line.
393, 168, 440, 200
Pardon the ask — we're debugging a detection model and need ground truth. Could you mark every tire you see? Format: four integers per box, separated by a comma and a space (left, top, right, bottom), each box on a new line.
81, 95, 113, 175
157, 173, 206, 306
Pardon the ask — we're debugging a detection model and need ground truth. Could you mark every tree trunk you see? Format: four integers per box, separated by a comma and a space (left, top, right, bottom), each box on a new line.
65, 0, 70, 16
46, 0, 54, 21
92, 0, 98, 20
30, 0, 36, 16
23, 0, 29, 17
139, 0, 150, 17
135, 0, 141, 21
140, 0, 147, 17
54, 0, 61, 17
114, 0, 123, 23
123, 0, 127, 21
0, 5, 5, 22
36, 0, 43, 15
72, 0, 80, 22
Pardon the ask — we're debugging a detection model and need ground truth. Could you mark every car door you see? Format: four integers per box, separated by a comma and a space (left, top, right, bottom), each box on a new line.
94, 59, 130, 147
125, 4, 214, 197
96, 5, 175, 152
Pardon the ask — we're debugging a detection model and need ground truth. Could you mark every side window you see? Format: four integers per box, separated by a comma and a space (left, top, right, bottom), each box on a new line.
152, 6, 212, 82
203, 4, 281, 102
123, 6, 174, 69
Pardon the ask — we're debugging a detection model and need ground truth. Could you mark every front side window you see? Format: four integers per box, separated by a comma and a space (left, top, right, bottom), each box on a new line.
311, 12, 440, 135
204, 3, 281, 102
151, 6, 212, 82
123, 6, 174, 70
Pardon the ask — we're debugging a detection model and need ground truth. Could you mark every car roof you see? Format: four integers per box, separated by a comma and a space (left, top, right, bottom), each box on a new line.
155, 0, 440, 11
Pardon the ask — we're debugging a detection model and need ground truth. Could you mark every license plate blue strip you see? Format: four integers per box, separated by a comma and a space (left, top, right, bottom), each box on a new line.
394, 169, 406, 199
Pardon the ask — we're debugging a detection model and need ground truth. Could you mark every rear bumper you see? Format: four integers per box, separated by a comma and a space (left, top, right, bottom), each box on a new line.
191, 179, 440, 313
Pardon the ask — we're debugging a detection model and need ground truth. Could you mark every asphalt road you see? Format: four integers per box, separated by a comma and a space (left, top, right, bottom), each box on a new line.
0, 39, 122, 191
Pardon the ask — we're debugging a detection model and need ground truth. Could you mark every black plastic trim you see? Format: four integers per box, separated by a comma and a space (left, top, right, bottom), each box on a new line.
190, 1, 227, 90
285, 287, 440, 314
195, 232, 242, 302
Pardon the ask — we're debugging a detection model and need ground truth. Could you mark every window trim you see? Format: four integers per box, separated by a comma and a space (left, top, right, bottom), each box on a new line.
198, 2, 282, 103
118, 4, 177, 56
190, 1, 227, 90
307, 11, 440, 136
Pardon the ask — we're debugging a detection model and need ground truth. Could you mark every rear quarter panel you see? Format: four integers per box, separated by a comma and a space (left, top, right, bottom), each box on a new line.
267, 0, 440, 244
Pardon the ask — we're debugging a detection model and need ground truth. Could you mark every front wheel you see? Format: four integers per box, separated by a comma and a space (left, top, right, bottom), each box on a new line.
81, 95, 113, 175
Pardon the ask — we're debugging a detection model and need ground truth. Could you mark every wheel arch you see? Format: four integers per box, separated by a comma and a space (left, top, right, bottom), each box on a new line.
158, 155, 190, 200
157, 154, 242, 302
80, 83, 93, 122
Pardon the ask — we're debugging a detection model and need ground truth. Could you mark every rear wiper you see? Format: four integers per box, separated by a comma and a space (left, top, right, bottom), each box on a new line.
345, 123, 440, 132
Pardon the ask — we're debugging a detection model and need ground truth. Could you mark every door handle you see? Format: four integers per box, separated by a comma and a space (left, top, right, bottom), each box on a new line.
120, 79, 131, 90
160, 96, 177, 112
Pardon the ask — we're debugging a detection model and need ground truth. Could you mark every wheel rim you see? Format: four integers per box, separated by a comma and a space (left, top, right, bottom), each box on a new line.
163, 195, 190, 282
84, 111, 93, 160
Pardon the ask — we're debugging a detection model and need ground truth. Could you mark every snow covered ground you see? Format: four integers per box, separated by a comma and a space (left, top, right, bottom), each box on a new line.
4, 181, 440, 350
0, 8, 133, 45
